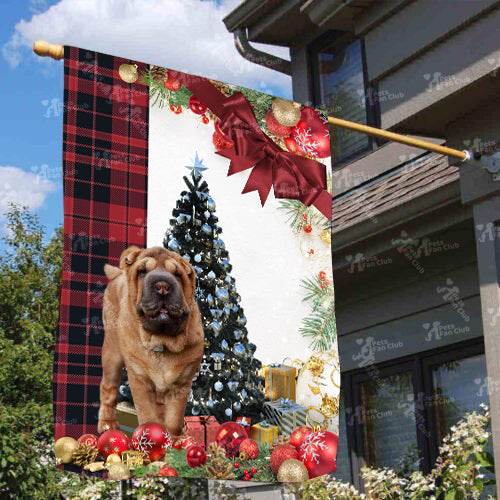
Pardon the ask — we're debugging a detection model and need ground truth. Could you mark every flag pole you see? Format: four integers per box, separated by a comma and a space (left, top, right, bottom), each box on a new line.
31, 39, 472, 162
327, 116, 469, 161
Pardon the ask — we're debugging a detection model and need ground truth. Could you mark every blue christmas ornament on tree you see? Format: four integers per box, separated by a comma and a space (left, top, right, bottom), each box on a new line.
168, 239, 180, 251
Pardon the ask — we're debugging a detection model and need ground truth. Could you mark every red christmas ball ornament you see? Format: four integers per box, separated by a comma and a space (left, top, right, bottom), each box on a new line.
283, 136, 304, 156
97, 429, 130, 459
164, 73, 181, 91
289, 425, 313, 451
265, 109, 292, 138
202, 115, 210, 124
270, 444, 299, 474
251, 468, 257, 474
299, 430, 338, 478
244, 475, 250, 481
303, 224, 312, 233
158, 465, 178, 477
215, 422, 247, 458
131, 422, 172, 461
291, 107, 330, 158
186, 445, 207, 468
213, 121, 234, 151
318, 271, 327, 282
189, 95, 207, 115
78, 433, 98, 448
173, 435, 197, 450
239, 438, 259, 460
170, 105, 182, 114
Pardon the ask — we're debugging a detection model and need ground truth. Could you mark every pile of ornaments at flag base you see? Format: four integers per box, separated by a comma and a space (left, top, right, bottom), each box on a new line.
55, 419, 337, 482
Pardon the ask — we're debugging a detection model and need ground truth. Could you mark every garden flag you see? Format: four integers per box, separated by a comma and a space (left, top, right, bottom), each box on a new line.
54, 46, 339, 481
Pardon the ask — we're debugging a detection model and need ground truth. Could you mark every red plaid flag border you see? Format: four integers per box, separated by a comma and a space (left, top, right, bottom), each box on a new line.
54, 47, 148, 443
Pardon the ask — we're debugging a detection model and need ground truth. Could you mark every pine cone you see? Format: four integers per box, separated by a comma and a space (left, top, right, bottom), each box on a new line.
150, 66, 168, 83
206, 459, 236, 480
207, 441, 226, 460
270, 435, 290, 452
209, 79, 232, 97
72, 444, 99, 467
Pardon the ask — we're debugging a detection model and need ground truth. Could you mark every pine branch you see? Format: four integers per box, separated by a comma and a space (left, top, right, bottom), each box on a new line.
299, 304, 336, 351
140, 68, 192, 109
278, 199, 330, 232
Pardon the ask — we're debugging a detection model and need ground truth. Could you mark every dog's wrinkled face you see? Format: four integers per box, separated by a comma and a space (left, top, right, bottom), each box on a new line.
122, 247, 195, 337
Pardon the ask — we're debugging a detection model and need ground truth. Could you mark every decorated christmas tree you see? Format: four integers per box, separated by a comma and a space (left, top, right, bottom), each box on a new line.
161, 153, 265, 423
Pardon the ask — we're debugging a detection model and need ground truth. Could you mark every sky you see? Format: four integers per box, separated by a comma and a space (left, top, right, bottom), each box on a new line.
0, 0, 291, 243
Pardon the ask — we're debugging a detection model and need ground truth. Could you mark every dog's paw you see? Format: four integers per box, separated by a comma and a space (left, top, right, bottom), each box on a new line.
98, 419, 120, 433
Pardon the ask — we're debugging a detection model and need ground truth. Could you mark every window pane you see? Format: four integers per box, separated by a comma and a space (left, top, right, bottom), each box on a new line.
431, 354, 488, 443
359, 371, 420, 474
331, 393, 351, 483
431, 354, 493, 497
317, 39, 370, 162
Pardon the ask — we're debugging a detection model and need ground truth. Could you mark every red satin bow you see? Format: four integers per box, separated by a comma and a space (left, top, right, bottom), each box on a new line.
169, 72, 332, 220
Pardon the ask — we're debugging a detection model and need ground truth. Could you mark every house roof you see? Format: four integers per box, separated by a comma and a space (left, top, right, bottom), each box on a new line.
223, 0, 376, 45
331, 153, 460, 233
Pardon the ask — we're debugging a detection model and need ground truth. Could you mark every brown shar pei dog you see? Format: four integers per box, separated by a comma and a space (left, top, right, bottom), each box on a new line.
97, 246, 204, 440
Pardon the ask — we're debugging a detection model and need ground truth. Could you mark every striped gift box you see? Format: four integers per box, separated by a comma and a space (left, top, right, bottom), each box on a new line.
263, 398, 307, 435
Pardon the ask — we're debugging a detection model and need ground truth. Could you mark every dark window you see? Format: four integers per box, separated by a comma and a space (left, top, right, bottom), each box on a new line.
310, 34, 380, 165
334, 340, 489, 490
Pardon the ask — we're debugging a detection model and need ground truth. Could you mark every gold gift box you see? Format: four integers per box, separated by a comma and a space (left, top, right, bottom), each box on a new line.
116, 401, 138, 437
250, 421, 279, 444
263, 364, 296, 400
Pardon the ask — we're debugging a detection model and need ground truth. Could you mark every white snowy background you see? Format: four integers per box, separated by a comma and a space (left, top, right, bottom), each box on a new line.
148, 105, 331, 365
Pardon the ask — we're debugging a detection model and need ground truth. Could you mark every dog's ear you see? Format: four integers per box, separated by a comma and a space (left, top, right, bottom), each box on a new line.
119, 246, 143, 269
104, 264, 122, 280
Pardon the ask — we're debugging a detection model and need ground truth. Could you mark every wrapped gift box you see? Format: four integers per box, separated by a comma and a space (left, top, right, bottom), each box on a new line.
116, 401, 138, 437
184, 416, 219, 447
236, 417, 252, 437
263, 398, 307, 435
263, 364, 296, 400
250, 420, 278, 444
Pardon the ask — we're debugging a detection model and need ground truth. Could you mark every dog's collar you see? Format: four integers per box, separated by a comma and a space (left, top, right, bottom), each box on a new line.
153, 345, 164, 352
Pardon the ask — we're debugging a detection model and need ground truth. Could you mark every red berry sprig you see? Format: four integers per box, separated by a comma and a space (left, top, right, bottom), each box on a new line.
303, 224, 312, 233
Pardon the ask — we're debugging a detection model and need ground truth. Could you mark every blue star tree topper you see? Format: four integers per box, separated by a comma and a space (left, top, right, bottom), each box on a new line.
185, 152, 208, 180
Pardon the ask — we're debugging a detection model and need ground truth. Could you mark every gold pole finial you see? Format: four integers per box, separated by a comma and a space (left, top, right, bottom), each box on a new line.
33, 40, 64, 60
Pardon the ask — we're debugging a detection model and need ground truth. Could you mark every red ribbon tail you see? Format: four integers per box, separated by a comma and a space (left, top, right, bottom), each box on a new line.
242, 163, 273, 206
312, 189, 333, 221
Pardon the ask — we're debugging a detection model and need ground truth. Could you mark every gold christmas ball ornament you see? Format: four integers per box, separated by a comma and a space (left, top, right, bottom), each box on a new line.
106, 453, 122, 466
277, 458, 309, 482
55, 437, 78, 464
321, 229, 331, 246
272, 98, 301, 127
119, 63, 139, 84
108, 462, 131, 480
